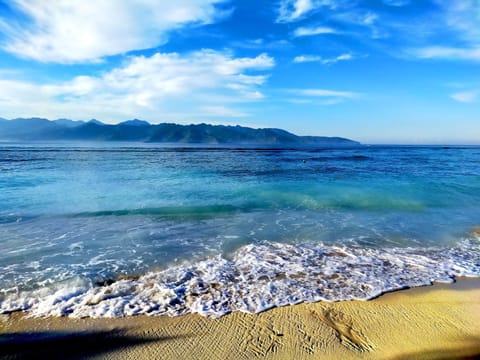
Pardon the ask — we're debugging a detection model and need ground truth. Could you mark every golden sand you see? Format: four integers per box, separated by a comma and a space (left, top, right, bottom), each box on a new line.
1, 279, 479, 359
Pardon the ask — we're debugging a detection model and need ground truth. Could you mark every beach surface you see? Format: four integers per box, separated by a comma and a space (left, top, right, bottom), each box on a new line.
1, 278, 479, 360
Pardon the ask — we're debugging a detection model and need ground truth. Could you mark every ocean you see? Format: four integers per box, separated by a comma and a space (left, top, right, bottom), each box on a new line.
0, 143, 479, 317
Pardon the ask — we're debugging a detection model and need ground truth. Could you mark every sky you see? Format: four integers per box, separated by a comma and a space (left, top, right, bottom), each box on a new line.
0, 0, 479, 144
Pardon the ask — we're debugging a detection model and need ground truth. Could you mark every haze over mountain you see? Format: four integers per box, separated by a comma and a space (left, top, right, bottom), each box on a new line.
0, 118, 360, 146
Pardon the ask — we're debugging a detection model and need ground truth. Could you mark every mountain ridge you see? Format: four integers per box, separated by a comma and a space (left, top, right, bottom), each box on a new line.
0, 117, 361, 146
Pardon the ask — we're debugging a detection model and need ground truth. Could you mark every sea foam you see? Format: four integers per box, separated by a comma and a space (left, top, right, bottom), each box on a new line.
1, 238, 479, 318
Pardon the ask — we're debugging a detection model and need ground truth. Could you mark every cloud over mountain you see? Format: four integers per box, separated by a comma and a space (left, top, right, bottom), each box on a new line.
0, 50, 274, 122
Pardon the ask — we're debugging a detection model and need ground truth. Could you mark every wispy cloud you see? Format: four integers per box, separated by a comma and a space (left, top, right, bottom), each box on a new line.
406, 2, 480, 61
279, 0, 480, 62
0, 50, 274, 121
0, 0, 231, 63
277, 0, 336, 23
333, 10, 387, 39
450, 90, 478, 103
293, 53, 353, 64
232, 38, 292, 50
382, 0, 410, 6
293, 26, 338, 37
286, 3, 387, 40
412, 46, 480, 61
296, 88, 359, 98
287, 88, 361, 105
437, 1, 480, 43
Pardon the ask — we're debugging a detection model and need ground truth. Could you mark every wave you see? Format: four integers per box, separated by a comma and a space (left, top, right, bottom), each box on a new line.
64, 192, 426, 219
71, 205, 241, 218
1, 237, 478, 318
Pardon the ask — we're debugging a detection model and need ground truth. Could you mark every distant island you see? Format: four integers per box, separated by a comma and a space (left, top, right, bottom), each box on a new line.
0, 117, 360, 146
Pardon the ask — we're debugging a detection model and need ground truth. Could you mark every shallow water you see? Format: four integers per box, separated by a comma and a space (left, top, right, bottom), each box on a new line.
0, 143, 479, 316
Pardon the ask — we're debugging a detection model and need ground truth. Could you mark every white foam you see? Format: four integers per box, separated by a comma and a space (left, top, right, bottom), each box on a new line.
1, 239, 479, 318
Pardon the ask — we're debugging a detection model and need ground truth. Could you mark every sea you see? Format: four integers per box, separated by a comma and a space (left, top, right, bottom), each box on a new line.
0, 142, 479, 318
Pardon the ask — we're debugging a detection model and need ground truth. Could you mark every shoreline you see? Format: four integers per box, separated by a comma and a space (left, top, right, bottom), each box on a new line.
1, 278, 479, 359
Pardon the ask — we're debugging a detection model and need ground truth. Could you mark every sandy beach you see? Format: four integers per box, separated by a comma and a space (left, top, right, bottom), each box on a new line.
1, 278, 479, 359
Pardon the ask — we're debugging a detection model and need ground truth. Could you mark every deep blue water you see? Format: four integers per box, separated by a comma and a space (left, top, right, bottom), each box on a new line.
0, 143, 479, 317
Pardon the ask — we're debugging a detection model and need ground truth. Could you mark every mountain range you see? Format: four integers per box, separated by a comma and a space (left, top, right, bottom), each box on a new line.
0, 118, 360, 146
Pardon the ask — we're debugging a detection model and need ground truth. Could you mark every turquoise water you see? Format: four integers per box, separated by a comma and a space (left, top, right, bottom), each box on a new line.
0, 143, 479, 317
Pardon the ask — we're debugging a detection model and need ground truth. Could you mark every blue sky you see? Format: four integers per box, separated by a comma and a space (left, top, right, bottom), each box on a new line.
0, 0, 479, 144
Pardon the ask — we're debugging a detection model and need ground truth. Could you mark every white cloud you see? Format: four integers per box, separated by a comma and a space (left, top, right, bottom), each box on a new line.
450, 90, 478, 103
293, 55, 323, 63
413, 46, 480, 61
279, 0, 476, 53
277, 0, 336, 23
277, 0, 314, 22
286, 88, 361, 105
0, 50, 275, 121
0, 0, 230, 63
293, 53, 353, 64
293, 26, 338, 37
297, 88, 359, 98
336, 54, 353, 61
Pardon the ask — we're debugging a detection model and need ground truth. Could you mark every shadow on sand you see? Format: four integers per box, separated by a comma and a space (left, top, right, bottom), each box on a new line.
0, 329, 175, 359
388, 336, 480, 360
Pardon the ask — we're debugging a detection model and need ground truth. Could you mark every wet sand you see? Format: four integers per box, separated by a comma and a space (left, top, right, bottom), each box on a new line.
1, 278, 479, 359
